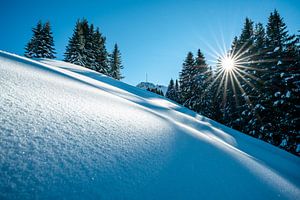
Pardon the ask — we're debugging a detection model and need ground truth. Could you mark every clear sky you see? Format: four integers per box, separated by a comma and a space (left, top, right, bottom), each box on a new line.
1, 0, 299, 86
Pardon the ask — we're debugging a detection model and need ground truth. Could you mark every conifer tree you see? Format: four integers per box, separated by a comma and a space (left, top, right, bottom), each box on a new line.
64, 20, 86, 66
242, 23, 267, 138
42, 21, 56, 58
25, 21, 44, 58
166, 79, 176, 101
208, 68, 224, 122
85, 24, 97, 69
93, 28, 109, 75
185, 49, 210, 113
25, 21, 56, 58
65, 19, 109, 74
174, 79, 180, 103
200, 66, 215, 118
179, 52, 195, 104
147, 88, 163, 96
259, 10, 299, 149
231, 18, 255, 131
109, 43, 123, 80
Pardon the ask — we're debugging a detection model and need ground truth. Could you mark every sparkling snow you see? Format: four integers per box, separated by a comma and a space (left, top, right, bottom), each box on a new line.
1, 51, 300, 199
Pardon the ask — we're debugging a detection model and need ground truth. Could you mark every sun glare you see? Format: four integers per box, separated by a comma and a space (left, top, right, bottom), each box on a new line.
200, 37, 262, 109
221, 56, 235, 72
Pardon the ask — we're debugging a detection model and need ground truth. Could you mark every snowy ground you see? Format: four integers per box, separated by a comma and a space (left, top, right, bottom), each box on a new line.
0, 50, 299, 199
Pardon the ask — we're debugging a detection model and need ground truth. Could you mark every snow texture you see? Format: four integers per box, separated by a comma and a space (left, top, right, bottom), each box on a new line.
0, 51, 300, 199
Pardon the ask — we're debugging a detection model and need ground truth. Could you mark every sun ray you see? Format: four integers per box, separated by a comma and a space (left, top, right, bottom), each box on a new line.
234, 67, 261, 82
231, 71, 252, 106
200, 34, 274, 112
232, 68, 255, 89
229, 72, 239, 107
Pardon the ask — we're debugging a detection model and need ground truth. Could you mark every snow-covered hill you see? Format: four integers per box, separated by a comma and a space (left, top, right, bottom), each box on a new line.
0, 50, 299, 200
136, 81, 168, 95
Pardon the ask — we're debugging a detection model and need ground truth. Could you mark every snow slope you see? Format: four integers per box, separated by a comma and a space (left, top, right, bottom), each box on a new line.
0, 50, 299, 200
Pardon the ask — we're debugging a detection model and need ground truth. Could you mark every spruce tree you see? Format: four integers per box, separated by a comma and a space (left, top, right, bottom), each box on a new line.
200, 66, 214, 118
174, 79, 180, 102
109, 43, 124, 80
226, 18, 254, 131
65, 19, 109, 74
185, 49, 210, 114
166, 79, 176, 101
25, 21, 56, 58
85, 24, 97, 69
259, 10, 299, 150
64, 20, 86, 66
93, 28, 109, 75
231, 18, 255, 131
179, 52, 195, 105
243, 23, 267, 138
42, 21, 56, 58
208, 68, 224, 122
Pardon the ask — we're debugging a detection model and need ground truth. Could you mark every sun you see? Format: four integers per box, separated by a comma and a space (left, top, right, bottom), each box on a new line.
221, 56, 236, 72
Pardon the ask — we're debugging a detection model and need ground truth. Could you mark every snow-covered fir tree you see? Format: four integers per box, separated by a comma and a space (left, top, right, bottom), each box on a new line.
199, 66, 214, 118
109, 43, 124, 80
257, 10, 299, 149
174, 79, 180, 102
64, 20, 86, 66
179, 52, 195, 105
166, 79, 176, 101
64, 19, 109, 74
93, 28, 109, 75
42, 22, 56, 59
85, 24, 97, 70
230, 18, 255, 131
25, 21, 56, 58
184, 49, 210, 113
147, 88, 164, 96
241, 22, 267, 138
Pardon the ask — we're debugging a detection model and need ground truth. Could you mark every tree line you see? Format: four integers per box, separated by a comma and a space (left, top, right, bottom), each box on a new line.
166, 10, 300, 156
24, 19, 123, 80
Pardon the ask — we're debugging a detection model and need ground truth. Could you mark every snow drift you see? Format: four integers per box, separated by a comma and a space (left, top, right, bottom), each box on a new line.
0, 50, 299, 199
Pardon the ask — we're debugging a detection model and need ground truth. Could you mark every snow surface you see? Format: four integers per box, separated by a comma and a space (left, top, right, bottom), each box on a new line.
0, 50, 300, 199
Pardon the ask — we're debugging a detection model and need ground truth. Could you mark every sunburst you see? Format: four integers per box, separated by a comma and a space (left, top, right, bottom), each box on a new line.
202, 39, 263, 109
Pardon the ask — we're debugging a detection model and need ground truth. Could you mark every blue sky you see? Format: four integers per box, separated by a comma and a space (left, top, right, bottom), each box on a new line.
1, 0, 299, 86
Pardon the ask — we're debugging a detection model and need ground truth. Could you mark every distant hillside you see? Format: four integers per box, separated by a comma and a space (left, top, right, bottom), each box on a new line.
136, 81, 167, 95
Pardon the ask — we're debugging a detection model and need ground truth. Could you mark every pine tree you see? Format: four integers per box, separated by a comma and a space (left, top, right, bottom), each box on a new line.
25, 21, 56, 58
208, 68, 224, 122
166, 79, 176, 101
64, 19, 109, 74
200, 66, 215, 118
93, 28, 109, 75
231, 18, 255, 131
85, 24, 97, 69
185, 49, 210, 113
109, 43, 124, 80
214, 55, 236, 125
179, 52, 195, 104
42, 21, 56, 58
64, 20, 86, 66
174, 79, 180, 102
243, 23, 267, 138
147, 88, 163, 96
25, 21, 43, 58
260, 10, 299, 151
